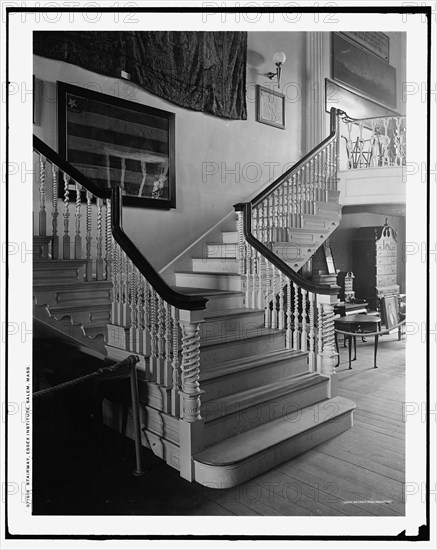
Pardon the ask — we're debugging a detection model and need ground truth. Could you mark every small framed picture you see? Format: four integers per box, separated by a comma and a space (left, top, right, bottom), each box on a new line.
256, 85, 285, 129
382, 295, 399, 330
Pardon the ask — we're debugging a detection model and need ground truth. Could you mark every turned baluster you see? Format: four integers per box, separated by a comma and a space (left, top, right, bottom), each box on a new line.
271, 265, 278, 329
308, 292, 316, 370
62, 172, 70, 259
179, 313, 203, 423
96, 198, 104, 280
300, 288, 308, 352
105, 199, 112, 280
120, 251, 131, 327
149, 287, 158, 382
74, 182, 82, 259
293, 282, 300, 350
257, 251, 263, 310
162, 302, 173, 387
278, 271, 285, 330
250, 247, 257, 309
85, 190, 92, 280
317, 298, 323, 371
171, 306, 181, 417
110, 241, 120, 325
286, 280, 292, 348
236, 211, 245, 275
39, 154, 46, 236
264, 258, 271, 328
51, 163, 59, 259
129, 262, 138, 352
155, 295, 166, 385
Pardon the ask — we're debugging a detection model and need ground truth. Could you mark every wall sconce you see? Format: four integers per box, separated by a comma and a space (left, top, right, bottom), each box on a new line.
267, 51, 287, 88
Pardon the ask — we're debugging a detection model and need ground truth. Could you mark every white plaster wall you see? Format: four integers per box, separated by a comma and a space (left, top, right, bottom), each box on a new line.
33, 31, 307, 271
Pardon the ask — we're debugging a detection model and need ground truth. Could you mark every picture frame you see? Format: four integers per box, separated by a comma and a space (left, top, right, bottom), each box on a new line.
382, 295, 399, 330
325, 79, 400, 119
339, 31, 390, 63
332, 33, 397, 110
256, 85, 285, 129
323, 241, 337, 275
57, 81, 176, 209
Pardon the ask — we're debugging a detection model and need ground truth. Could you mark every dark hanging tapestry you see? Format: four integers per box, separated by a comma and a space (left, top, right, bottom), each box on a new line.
34, 31, 247, 120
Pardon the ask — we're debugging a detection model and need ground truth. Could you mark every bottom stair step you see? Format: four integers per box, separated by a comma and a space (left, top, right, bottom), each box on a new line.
193, 396, 355, 488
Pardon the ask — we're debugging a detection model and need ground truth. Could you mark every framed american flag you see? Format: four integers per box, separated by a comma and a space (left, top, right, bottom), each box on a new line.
57, 81, 176, 209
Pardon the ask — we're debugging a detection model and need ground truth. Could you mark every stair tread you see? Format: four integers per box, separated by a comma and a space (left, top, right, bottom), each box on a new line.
192, 256, 237, 260
204, 307, 263, 320
176, 270, 240, 276
204, 372, 327, 421
201, 348, 307, 381
194, 396, 356, 466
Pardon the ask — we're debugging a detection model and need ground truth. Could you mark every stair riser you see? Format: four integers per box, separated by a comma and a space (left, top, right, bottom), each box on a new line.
200, 313, 265, 342
301, 216, 338, 231
192, 258, 240, 273
194, 411, 353, 488
34, 289, 111, 308
201, 357, 308, 402
205, 294, 245, 312
286, 230, 327, 244
175, 272, 242, 291
204, 243, 238, 258
203, 381, 330, 446
314, 203, 342, 218
200, 332, 284, 366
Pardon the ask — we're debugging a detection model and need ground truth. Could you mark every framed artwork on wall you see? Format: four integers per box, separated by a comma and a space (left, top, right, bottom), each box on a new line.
332, 33, 396, 111
325, 79, 400, 119
57, 81, 176, 209
256, 85, 285, 129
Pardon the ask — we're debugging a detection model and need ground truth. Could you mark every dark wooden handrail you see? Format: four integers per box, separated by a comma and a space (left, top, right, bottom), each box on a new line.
250, 108, 341, 208
33, 135, 208, 311
234, 107, 342, 297
234, 202, 338, 296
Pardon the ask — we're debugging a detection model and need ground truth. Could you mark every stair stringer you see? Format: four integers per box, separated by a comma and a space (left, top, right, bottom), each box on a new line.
33, 301, 108, 359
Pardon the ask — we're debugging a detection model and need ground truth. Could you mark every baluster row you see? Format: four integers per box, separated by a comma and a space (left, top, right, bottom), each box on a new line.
35, 154, 112, 280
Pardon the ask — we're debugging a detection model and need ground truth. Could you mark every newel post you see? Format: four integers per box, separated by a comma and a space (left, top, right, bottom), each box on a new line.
316, 294, 338, 398
178, 309, 205, 481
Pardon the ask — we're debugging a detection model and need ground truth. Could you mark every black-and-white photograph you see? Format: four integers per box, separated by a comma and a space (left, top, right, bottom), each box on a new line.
1, 2, 435, 549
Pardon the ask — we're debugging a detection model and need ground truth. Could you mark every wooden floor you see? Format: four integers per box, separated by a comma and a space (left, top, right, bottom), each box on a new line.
33, 332, 405, 517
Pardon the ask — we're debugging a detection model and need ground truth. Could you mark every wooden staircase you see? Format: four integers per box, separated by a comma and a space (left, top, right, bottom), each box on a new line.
32, 109, 356, 489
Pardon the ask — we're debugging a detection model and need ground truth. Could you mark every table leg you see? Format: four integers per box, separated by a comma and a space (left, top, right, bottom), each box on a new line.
348, 335, 352, 369
374, 335, 379, 368
353, 336, 357, 361
335, 333, 340, 367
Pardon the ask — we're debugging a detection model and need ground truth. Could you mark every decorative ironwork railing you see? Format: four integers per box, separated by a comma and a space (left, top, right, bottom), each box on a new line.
339, 114, 406, 170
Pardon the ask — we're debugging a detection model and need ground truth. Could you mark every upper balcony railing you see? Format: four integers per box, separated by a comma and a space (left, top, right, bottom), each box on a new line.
339, 113, 406, 170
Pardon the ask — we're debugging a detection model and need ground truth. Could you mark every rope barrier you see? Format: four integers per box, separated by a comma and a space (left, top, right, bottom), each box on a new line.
33, 354, 139, 399
335, 319, 406, 338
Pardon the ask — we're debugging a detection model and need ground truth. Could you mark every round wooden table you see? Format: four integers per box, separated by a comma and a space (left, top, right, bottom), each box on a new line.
334, 314, 381, 369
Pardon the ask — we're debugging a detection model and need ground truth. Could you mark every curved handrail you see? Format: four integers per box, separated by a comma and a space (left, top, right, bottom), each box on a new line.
234, 107, 343, 296
250, 107, 341, 208
234, 202, 338, 296
33, 135, 208, 311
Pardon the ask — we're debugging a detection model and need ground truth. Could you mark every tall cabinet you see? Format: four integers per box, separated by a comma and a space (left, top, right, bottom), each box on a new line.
353, 220, 399, 312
